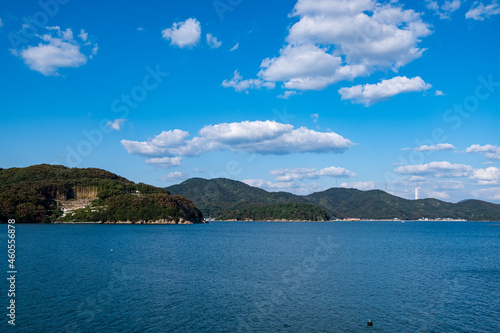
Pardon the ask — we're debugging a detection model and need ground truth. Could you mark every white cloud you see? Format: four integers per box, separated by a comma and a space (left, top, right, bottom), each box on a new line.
470, 167, 500, 185
259, 44, 368, 91
145, 157, 182, 168
277, 91, 298, 99
206, 33, 222, 48
465, 144, 500, 159
426, 0, 461, 19
433, 180, 464, 190
243, 179, 298, 190
107, 119, 126, 131
137, 27, 145, 32
12, 26, 97, 76
340, 181, 376, 190
1, 18, 4, 28
243, 179, 325, 195
310, 113, 319, 123
435, 90, 445, 96
161, 172, 188, 182
161, 18, 201, 48
121, 120, 353, 160
199, 120, 292, 144
395, 161, 473, 178
471, 187, 500, 200
230, 42, 239, 51
466, 1, 500, 20
78, 29, 88, 42
414, 143, 456, 151
222, 70, 275, 92
270, 166, 356, 181
151, 130, 190, 147
225, 0, 432, 93
425, 190, 450, 200
339, 76, 432, 106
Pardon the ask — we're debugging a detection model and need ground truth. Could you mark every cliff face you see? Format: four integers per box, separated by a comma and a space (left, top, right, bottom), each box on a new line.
55, 186, 99, 201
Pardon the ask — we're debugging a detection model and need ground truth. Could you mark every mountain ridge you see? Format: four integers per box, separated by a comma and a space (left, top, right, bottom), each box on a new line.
166, 178, 500, 221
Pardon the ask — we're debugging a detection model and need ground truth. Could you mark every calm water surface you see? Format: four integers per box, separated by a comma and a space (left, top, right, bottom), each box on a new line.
1, 221, 499, 332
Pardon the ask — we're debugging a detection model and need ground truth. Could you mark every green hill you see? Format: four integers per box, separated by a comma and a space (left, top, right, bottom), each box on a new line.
0, 164, 204, 223
166, 178, 331, 221
167, 178, 500, 221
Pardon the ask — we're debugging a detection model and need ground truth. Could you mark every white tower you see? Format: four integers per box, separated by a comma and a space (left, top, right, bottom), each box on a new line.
415, 187, 419, 200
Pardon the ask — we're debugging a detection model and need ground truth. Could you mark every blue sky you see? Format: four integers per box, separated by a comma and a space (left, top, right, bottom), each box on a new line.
1, 0, 499, 203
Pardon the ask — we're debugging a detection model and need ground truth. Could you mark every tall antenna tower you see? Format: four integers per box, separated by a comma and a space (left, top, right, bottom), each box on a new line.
415, 187, 419, 200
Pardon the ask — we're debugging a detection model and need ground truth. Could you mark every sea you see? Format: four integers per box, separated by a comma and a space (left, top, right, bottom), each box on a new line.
1, 221, 499, 332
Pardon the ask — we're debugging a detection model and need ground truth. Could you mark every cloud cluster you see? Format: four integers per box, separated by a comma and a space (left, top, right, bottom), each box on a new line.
224, 0, 432, 97
395, 161, 473, 178
472, 187, 500, 200
146, 157, 182, 168
466, 1, 500, 20
470, 167, 500, 185
414, 143, 456, 151
270, 166, 355, 181
121, 120, 353, 161
338, 76, 432, 106
465, 144, 500, 159
426, 0, 461, 19
222, 71, 275, 92
162, 18, 201, 48
206, 33, 222, 48
12, 26, 98, 76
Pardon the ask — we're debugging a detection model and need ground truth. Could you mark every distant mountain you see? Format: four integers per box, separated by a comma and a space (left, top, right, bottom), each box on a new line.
0, 164, 204, 224
166, 178, 331, 221
167, 178, 500, 221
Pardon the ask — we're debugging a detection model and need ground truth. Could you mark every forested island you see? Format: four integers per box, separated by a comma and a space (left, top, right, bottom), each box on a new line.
0, 164, 204, 224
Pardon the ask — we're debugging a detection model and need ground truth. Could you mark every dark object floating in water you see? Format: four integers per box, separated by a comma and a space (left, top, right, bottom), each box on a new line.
367, 320, 373, 326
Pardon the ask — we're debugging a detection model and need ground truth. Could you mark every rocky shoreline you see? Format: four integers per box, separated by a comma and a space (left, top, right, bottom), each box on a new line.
54, 218, 207, 224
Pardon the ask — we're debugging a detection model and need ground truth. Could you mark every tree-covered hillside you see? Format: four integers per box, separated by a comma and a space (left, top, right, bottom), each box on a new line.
166, 178, 332, 220
167, 178, 500, 221
0, 164, 204, 223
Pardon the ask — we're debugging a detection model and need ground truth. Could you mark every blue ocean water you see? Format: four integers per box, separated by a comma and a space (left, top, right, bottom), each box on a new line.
1, 221, 499, 332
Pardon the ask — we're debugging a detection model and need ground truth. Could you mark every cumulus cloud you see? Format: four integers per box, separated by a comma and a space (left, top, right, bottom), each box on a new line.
426, 0, 461, 19
224, 0, 432, 94
145, 157, 182, 168
395, 161, 473, 178
121, 120, 353, 160
465, 144, 500, 159
471, 187, 500, 200
340, 181, 376, 191
270, 166, 356, 181
107, 119, 126, 131
11, 26, 97, 76
414, 143, 456, 151
206, 33, 222, 48
222, 70, 275, 92
338, 76, 432, 106
161, 172, 188, 182
470, 167, 500, 185
466, 1, 500, 20
161, 18, 201, 48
